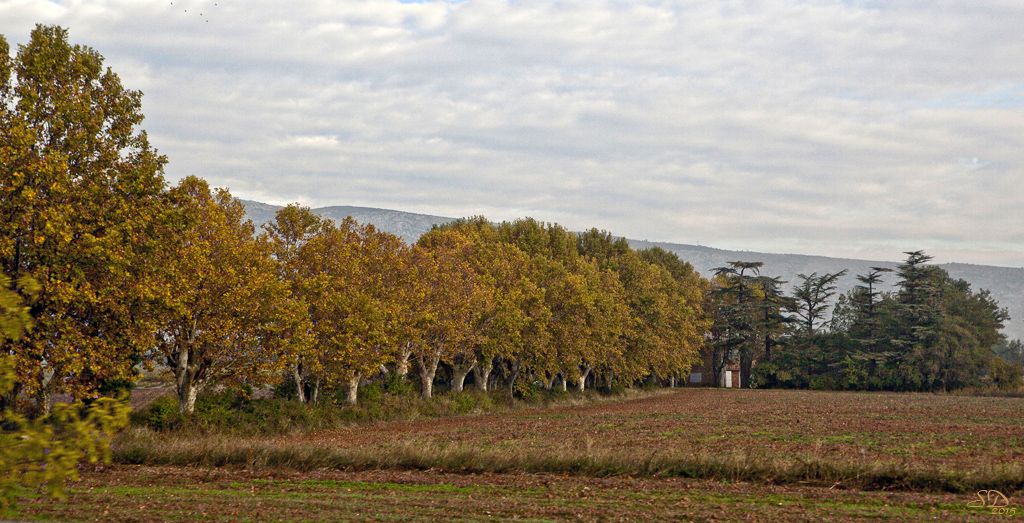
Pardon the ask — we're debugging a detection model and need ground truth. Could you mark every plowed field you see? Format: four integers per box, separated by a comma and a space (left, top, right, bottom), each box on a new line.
14, 465, 1003, 522
10, 388, 1024, 521
290, 388, 1024, 471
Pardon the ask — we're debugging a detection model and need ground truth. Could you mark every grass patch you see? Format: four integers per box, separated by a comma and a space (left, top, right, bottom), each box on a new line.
11, 465, 990, 523
112, 432, 1024, 494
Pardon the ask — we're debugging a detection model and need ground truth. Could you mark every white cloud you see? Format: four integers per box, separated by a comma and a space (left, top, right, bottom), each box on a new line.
1, 0, 1022, 266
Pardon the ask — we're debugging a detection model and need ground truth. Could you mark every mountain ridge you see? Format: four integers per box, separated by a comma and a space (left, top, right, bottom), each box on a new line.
241, 200, 1023, 341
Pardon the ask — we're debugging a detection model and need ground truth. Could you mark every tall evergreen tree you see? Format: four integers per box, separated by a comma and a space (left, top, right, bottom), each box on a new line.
789, 271, 847, 338
851, 266, 894, 350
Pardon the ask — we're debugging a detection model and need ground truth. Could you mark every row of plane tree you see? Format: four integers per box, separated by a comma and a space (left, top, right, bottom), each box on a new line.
0, 25, 708, 414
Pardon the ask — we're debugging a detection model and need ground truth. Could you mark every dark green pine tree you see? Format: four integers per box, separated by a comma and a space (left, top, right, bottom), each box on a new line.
852, 266, 894, 351
789, 270, 848, 339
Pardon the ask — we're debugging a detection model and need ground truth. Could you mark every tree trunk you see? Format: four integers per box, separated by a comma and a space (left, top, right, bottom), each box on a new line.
293, 364, 307, 404
417, 348, 441, 398
35, 386, 53, 416
36, 368, 55, 415
557, 373, 567, 392
739, 350, 752, 389
396, 343, 412, 378
543, 373, 554, 391
576, 366, 592, 392
0, 381, 20, 412
174, 346, 203, 413
669, 376, 676, 388
344, 376, 359, 406
450, 360, 475, 392
504, 360, 521, 395
179, 378, 201, 414
474, 356, 493, 392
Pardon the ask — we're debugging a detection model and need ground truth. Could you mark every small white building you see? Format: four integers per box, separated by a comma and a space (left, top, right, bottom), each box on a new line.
720, 366, 741, 388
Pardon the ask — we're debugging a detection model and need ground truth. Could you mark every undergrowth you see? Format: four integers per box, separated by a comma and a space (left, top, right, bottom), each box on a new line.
130, 384, 614, 437
112, 435, 1024, 494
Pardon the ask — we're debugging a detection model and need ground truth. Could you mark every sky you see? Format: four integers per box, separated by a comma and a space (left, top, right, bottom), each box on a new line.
2, 0, 1023, 267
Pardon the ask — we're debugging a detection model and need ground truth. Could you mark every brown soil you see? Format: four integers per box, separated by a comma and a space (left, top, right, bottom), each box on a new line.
13, 464, 1001, 522
286, 388, 1024, 470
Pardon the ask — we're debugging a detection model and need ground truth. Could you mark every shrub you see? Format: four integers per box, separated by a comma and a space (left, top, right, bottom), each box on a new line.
1, 356, 130, 511
130, 395, 181, 431
990, 357, 1023, 390
451, 392, 476, 414
384, 373, 414, 397
809, 375, 839, 391
358, 382, 383, 405
273, 376, 298, 400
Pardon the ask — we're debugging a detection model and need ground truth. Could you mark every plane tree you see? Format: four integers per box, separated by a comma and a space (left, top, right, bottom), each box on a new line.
0, 26, 170, 410
639, 247, 710, 386
152, 177, 304, 413
410, 229, 485, 398
296, 217, 409, 404
265, 205, 327, 403
0, 275, 129, 511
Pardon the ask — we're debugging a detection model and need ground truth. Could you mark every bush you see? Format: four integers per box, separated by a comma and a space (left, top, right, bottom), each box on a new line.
384, 373, 414, 396
130, 395, 181, 431
809, 375, 840, 391
273, 376, 298, 400
1, 356, 129, 511
451, 390, 490, 414
126, 376, 629, 438
599, 381, 627, 396
358, 382, 383, 405
990, 357, 1023, 390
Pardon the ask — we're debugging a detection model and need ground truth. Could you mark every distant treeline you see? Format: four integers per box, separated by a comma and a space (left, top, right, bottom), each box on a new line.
706, 255, 1019, 392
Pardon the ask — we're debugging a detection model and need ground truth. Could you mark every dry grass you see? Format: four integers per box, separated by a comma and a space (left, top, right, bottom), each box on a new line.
114, 426, 1024, 493
114, 388, 1024, 493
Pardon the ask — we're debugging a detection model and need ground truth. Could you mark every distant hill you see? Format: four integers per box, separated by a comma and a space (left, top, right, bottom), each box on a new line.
628, 240, 1024, 341
242, 200, 1023, 341
240, 200, 455, 245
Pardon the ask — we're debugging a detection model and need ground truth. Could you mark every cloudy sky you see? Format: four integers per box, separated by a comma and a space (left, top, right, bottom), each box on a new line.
2, 0, 1023, 266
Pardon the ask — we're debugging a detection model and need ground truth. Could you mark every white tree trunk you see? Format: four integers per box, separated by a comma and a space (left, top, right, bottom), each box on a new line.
344, 376, 359, 406
181, 382, 202, 414
293, 364, 307, 404
396, 343, 412, 378
418, 348, 442, 398
504, 360, 522, 395
450, 361, 475, 392
36, 367, 55, 415
174, 345, 204, 413
576, 366, 592, 392
473, 356, 492, 392
557, 373, 567, 392
543, 373, 554, 391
